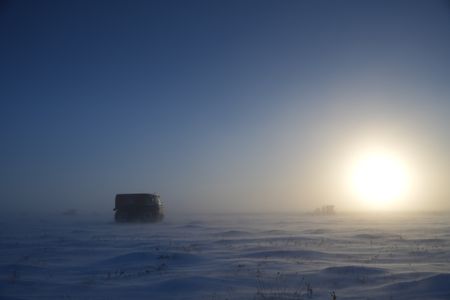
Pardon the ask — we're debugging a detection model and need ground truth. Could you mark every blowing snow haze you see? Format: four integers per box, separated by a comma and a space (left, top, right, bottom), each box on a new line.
2, 2, 450, 300
1, 0, 450, 214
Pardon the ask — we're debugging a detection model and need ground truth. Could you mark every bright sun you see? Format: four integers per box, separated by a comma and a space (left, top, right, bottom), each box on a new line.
349, 151, 411, 210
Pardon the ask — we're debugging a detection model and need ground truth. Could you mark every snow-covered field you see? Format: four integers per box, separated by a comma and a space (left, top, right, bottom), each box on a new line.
1, 212, 449, 299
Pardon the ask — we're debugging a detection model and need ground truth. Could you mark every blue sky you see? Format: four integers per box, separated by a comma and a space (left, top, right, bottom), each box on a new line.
1, 1, 449, 213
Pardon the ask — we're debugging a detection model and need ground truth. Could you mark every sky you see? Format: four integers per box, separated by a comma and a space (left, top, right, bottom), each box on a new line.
1, 0, 449, 214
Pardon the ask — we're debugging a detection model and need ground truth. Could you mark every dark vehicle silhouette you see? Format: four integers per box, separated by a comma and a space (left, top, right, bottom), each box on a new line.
114, 193, 164, 222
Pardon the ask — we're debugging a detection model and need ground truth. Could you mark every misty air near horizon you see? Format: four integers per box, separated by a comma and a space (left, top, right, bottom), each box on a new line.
1, 1, 450, 299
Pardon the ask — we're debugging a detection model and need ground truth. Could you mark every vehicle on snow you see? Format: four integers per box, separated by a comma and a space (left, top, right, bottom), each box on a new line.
114, 193, 164, 222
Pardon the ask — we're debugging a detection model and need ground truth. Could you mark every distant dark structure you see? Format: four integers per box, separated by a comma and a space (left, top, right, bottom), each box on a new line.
313, 205, 335, 216
114, 193, 164, 222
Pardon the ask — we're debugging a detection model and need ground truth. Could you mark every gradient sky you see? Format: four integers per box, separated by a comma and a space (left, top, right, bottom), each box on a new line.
1, 0, 449, 213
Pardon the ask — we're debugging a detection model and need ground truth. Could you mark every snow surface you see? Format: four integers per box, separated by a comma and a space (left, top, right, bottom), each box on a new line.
1, 212, 449, 299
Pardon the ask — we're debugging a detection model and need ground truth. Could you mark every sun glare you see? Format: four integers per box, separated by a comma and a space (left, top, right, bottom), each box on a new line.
349, 150, 411, 210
